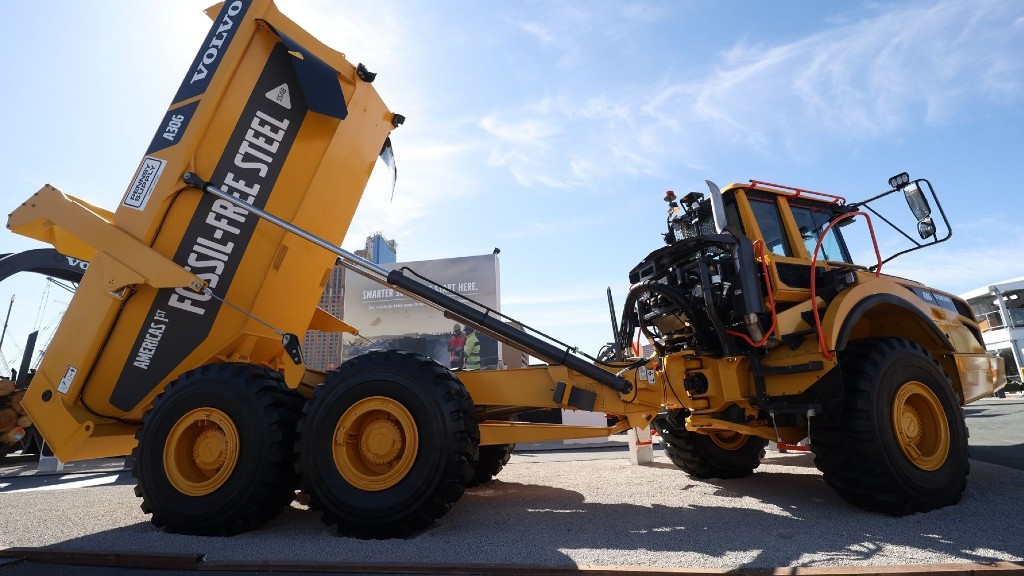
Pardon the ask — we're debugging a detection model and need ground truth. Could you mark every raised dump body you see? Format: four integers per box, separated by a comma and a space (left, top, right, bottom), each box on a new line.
8, 0, 398, 462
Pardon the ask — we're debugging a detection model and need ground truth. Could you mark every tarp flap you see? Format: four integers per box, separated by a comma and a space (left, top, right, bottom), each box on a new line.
261, 20, 348, 120
380, 137, 398, 201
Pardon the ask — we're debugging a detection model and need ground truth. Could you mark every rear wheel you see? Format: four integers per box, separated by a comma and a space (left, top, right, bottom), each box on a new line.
298, 350, 478, 539
653, 410, 766, 479
810, 338, 969, 515
132, 363, 301, 535
467, 443, 515, 487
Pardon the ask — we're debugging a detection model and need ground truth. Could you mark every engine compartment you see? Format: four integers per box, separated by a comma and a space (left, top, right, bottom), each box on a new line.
620, 192, 765, 359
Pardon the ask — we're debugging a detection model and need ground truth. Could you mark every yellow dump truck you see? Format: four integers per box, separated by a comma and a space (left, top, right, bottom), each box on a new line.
7, 0, 1003, 539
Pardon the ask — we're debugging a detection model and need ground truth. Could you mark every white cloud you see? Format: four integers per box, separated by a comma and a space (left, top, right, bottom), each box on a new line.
476, 0, 1024, 190
479, 115, 561, 146
514, 21, 556, 47
342, 138, 479, 251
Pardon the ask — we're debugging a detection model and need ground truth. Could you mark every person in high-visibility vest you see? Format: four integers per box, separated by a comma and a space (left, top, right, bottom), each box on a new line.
447, 323, 466, 369
462, 326, 481, 370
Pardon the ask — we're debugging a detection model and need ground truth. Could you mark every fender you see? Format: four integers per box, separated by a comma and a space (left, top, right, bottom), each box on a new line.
819, 276, 952, 353
833, 293, 951, 351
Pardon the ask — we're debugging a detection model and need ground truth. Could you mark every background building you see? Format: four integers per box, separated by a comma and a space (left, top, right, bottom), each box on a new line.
355, 231, 397, 265
303, 232, 397, 371
961, 277, 1024, 391
303, 262, 347, 371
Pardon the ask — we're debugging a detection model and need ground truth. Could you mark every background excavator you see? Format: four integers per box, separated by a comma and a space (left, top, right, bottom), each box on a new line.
0, 248, 86, 457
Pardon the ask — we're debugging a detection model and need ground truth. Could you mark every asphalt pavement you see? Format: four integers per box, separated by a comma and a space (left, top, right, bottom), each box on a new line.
0, 396, 1022, 574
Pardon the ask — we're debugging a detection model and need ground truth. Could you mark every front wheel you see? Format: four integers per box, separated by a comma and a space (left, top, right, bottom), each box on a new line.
810, 338, 969, 515
653, 410, 766, 479
298, 350, 478, 539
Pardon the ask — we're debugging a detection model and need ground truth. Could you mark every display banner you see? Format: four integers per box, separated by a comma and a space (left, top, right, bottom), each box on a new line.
342, 254, 501, 369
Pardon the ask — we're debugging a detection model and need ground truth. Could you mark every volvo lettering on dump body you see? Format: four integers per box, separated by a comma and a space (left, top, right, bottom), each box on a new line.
190, 1, 244, 84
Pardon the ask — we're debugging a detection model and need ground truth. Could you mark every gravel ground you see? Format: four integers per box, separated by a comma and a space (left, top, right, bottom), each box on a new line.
1, 450, 1022, 570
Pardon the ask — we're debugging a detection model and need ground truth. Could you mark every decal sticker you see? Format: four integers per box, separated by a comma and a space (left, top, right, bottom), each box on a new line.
58, 365, 78, 395
122, 157, 166, 211
146, 100, 200, 154
265, 83, 292, 109
909, 287, 958, 313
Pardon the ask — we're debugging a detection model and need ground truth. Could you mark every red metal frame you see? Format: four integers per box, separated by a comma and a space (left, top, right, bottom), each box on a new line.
748, 180, 846, 205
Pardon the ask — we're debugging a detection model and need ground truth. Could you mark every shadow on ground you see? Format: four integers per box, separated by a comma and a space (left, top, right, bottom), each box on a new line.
5, 454, 1019, 571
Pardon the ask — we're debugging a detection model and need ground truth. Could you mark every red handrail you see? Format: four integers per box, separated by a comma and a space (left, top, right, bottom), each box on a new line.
809, 211, 881, 361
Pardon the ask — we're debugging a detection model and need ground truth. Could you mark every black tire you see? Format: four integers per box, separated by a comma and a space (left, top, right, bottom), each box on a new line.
298, 350, 478, 539
467, 443, 515, 488
132, 363, 302, 535
653, 410, 767, 479
810, 338, 969, 515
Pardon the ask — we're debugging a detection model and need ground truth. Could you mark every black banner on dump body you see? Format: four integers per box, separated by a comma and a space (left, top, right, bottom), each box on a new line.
109, 43, 310, 412
172, 0, 251, 105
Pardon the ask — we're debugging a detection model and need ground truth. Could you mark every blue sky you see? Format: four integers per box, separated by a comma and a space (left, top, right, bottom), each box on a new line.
1, 0, 1022, 367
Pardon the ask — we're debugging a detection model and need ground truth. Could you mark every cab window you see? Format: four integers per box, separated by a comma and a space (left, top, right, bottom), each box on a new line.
790, 202, 853, 262
724, 199, 743, 231
748, 197, 792, 257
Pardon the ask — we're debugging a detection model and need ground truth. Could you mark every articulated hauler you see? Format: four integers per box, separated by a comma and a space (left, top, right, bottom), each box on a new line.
7, 0, 1004, 538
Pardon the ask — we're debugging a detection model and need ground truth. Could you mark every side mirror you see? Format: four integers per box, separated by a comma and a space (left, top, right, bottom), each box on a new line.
917, 217, 936, 239
902, 181, 935, 240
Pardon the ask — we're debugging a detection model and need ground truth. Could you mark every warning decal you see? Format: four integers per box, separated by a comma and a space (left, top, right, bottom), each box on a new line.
266, 83, 292, 109
58, 365, 78, 395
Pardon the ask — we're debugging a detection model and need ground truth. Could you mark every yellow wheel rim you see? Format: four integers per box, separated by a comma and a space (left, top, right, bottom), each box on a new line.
163, 407, 240, 496
708, 431, 748, 451
892, 381, 949, 471
333, 396, 419, 491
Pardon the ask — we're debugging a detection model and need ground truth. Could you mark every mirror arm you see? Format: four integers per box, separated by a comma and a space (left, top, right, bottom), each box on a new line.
861, 203, 922, 247
848, 186, 897, 210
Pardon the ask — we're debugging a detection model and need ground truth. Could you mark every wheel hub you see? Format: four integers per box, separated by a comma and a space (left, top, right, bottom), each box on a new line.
709, 431, 748, 451
193, 427, 228, 473
333, 396, 419, 491
360, 418, 403, 465
163, 408, 240, 496
899, 406, 923, 442
892, 381, 950, 471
